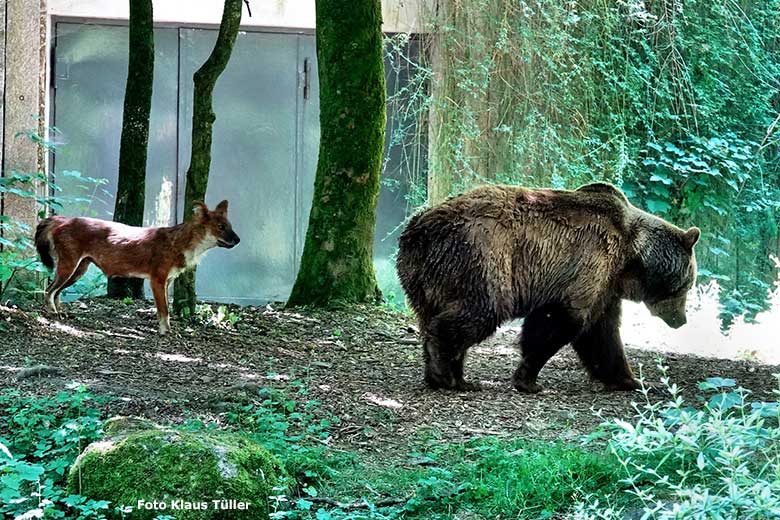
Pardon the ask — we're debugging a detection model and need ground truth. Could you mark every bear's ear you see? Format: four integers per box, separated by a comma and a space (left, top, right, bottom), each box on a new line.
682, 227, 701, 251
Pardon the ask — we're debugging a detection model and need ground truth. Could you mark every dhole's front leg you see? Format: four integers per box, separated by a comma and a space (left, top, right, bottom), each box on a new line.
150, 276, 171, 335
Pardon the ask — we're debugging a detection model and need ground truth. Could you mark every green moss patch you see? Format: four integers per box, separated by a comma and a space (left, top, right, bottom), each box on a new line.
67, 423, 286, 519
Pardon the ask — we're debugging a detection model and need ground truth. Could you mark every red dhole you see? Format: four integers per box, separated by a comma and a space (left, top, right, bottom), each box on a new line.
34, 200, 240, 334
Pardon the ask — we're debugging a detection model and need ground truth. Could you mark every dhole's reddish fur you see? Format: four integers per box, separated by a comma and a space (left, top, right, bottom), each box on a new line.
35, 200, 240, 334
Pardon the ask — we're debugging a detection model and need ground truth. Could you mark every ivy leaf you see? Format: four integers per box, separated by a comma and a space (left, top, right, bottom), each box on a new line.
664, 142, 685, 156
14, 461, 45, 482
649, 173, 673, 185
296, 498, 314, 511
699, 377, 736, 391
646, 198, 671, 213
316, 509, 333, 520
750, 402, 780, 417
707, 392, 742, 410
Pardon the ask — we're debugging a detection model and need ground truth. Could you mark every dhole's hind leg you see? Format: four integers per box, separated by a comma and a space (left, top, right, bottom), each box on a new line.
513, 304, 583, 393
422, 306, 497, 391
150, 276, 171, 335
45, 257, 82, 315
52, 259, 91, 313
572, 300, 640, 391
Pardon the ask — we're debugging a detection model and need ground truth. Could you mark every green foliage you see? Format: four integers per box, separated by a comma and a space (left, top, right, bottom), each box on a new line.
0, 129, 108, 303
193, 303, 241, 329
576, 367, 780, 519
0, 384, 109, 519
0, 171, 56, 301
205, 381, 345, 492
402, 438, 623, 519
268, 435, 624, 520
399, 0, 780, 326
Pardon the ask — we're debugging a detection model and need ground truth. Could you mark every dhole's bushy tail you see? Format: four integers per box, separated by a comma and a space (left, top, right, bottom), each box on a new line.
35, 218, 57, 270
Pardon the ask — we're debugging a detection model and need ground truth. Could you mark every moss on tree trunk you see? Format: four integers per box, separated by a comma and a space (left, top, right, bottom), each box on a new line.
172, 0, 243, 317
286, 0, 386, 308
107, 0, 153, 299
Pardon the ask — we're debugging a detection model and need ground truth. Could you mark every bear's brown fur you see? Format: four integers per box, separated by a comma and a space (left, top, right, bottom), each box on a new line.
396, 182, 700, 393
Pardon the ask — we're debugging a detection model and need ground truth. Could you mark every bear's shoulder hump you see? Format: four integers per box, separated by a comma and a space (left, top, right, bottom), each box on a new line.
575, 182, 629, 204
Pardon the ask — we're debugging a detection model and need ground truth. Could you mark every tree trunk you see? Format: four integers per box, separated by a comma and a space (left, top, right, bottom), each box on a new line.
426, 0, 454, 205
286, 0, 386, 308
107, 0, 153, 299
172, 0, 243, 316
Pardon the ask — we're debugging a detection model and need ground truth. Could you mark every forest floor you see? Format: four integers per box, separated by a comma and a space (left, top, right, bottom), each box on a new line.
1, 299, 779, 458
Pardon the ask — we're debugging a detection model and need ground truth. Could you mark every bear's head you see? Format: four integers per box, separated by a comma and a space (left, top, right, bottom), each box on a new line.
622, 218, 701, 329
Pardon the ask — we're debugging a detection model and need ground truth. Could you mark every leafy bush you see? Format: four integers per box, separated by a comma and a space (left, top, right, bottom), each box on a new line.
576, 367, 780, 519
0, 384, 110, 519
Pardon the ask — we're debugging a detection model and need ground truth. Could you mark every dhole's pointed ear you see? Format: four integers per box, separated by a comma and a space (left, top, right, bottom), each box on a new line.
682, 227, 701, 251
215, 200, 229, 215
193, 202, 209, 220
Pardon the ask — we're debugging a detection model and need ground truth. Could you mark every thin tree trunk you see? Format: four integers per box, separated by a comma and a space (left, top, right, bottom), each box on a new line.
172, 0, 243, 316
107, 0, 153, 299
426, 0, 453, 205
286, 0, 386, 307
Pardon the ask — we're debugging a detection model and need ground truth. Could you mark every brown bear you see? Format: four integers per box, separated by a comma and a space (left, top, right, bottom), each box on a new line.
396, 182, 700, 393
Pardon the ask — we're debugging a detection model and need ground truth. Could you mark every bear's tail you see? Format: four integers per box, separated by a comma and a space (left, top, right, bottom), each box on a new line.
34, 217, 57, 270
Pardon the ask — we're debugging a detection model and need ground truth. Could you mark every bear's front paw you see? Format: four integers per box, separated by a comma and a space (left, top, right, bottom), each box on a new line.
512, 365, 543, 393
454, 380, 482, 392
604, 378, 642, 392
513, 380, 543, 393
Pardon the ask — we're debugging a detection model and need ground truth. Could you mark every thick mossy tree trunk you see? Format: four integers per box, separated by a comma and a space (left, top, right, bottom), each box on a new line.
107, 0, 153, 299
286, 0, 386, 307
172, 0, 243, 316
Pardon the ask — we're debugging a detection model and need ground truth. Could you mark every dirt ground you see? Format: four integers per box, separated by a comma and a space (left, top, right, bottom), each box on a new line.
1, 299, 778, 455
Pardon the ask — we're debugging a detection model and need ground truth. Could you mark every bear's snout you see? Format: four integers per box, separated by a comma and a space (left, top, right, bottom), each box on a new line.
647, 297, 688, 329
663, 314, 687, 329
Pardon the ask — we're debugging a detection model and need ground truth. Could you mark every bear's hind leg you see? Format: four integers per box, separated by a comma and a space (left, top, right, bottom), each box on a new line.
423, 306, 498, 391
572, 300, 640, 391
513, 304, 583, 393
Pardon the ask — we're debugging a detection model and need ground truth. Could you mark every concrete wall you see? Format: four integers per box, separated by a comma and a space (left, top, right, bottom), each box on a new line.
49, 0, 426, 33
1, 0, 47, 232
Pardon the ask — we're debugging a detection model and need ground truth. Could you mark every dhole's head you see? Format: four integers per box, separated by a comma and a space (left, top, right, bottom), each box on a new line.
194, 200, 241, 248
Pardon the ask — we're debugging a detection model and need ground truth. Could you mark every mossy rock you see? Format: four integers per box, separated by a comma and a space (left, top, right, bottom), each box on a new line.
67, 422, 286, 519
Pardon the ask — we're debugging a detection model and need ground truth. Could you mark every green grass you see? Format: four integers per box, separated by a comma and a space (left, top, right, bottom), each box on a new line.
300, 435, 625, 520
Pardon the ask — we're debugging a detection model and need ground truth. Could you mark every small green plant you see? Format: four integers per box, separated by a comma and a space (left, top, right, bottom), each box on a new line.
193, 303, 241, 329
0, 384, 110, 519
576, 367, 780, 519
221, 382, 343, 489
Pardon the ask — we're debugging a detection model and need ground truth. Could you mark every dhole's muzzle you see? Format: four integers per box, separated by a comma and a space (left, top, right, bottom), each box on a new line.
218, 231, 240, 248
